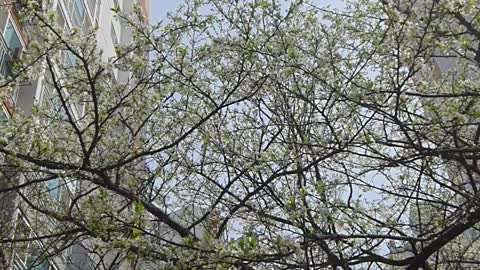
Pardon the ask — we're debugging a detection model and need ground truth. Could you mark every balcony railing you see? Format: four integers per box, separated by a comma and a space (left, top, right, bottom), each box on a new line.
12, 254, 27, 270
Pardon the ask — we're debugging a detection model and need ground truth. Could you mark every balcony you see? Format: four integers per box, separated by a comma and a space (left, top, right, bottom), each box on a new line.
10, 209, 61, 270
0, 33, 20, 115
0, 6, 26, 116
64, 0, 93, 34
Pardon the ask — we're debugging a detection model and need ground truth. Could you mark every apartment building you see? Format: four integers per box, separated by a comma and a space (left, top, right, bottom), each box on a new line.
383, 1, 480, 267
0, 0, 150, 269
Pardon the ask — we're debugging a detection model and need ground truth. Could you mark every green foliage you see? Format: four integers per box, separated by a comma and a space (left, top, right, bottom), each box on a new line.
134, 200, 145, 215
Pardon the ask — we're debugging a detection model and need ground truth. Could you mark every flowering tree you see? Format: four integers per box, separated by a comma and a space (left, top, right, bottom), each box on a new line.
1, 0, 480, 269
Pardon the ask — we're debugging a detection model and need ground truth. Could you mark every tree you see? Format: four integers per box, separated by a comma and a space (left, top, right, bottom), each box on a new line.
1, 0, 480, 269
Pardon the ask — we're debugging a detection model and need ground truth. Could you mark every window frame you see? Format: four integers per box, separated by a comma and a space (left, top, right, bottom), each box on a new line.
13, 215, 57, 270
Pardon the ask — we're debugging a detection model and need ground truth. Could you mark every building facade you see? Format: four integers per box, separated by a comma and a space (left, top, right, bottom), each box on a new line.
385, 2, 480, 266
0, 0, 150, 269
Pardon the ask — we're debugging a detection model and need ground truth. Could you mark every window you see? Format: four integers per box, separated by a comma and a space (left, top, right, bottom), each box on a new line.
75, 0, 86, 18
14, 217, 33, 267
108, 69, 118, 84
0, 106, 8, 122
41, 81, 67, 121
68, 0, 86, 27
1, 19, 23, 77
110, 23, 118, 46
4, 20, 22, 49
64, 50, 77, 66
29, 260, 51, 270
46, 178, 61, 201
82, 14, 92, 33
13, 217, 54, 270
87, 0, 97, 16
56, 6, 66, 30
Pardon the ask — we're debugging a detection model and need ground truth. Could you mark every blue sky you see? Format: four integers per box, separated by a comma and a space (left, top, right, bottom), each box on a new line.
151, 1, 183, 23
150, 0, 344, 23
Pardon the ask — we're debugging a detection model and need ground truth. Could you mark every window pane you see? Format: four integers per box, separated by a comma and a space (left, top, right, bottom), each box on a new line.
75, 0, 85, 17
88, 0, 96, 15
0, 107, 8, 122
4, 20, 22, 49
56, 7, 66, 30
72, 0, 86, 26
26, 242, 52, 270
46, 178, 61, 201
14, 218, 32, 265
64, 50, 77, 66
30, 261, 50, 270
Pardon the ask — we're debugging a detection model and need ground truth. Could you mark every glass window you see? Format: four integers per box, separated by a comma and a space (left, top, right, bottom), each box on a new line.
1, 20, 22, 78
26, 244, 52, 270
56, 7, 66, 30
75, 0, 85, 17
13, 216, 55, 270
14, 217, 33, 265
64, 50, 77, 66
4, 20, 22, 49
0, 107, 8, 122
88, 0, 97, 15
82, 14, 92, 33
41, 82, 67, 120
30, 261, 50, 270
46, 178, 61, 201
70, 0, 86, 26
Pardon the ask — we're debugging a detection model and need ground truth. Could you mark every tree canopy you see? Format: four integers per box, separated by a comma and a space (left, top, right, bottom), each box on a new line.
1, 0, 480, 269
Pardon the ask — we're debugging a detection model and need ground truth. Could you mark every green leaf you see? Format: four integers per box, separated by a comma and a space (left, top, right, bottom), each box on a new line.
238, 237, 246, 250
132, 228, 142, 239
316, 182, 326, 194
289, 196, 296, 209
249, 235, 257, 249
113, 241, 125, 248
178, 47, 188, 58
259, 1, 269, 9
134, 200, 145, 215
